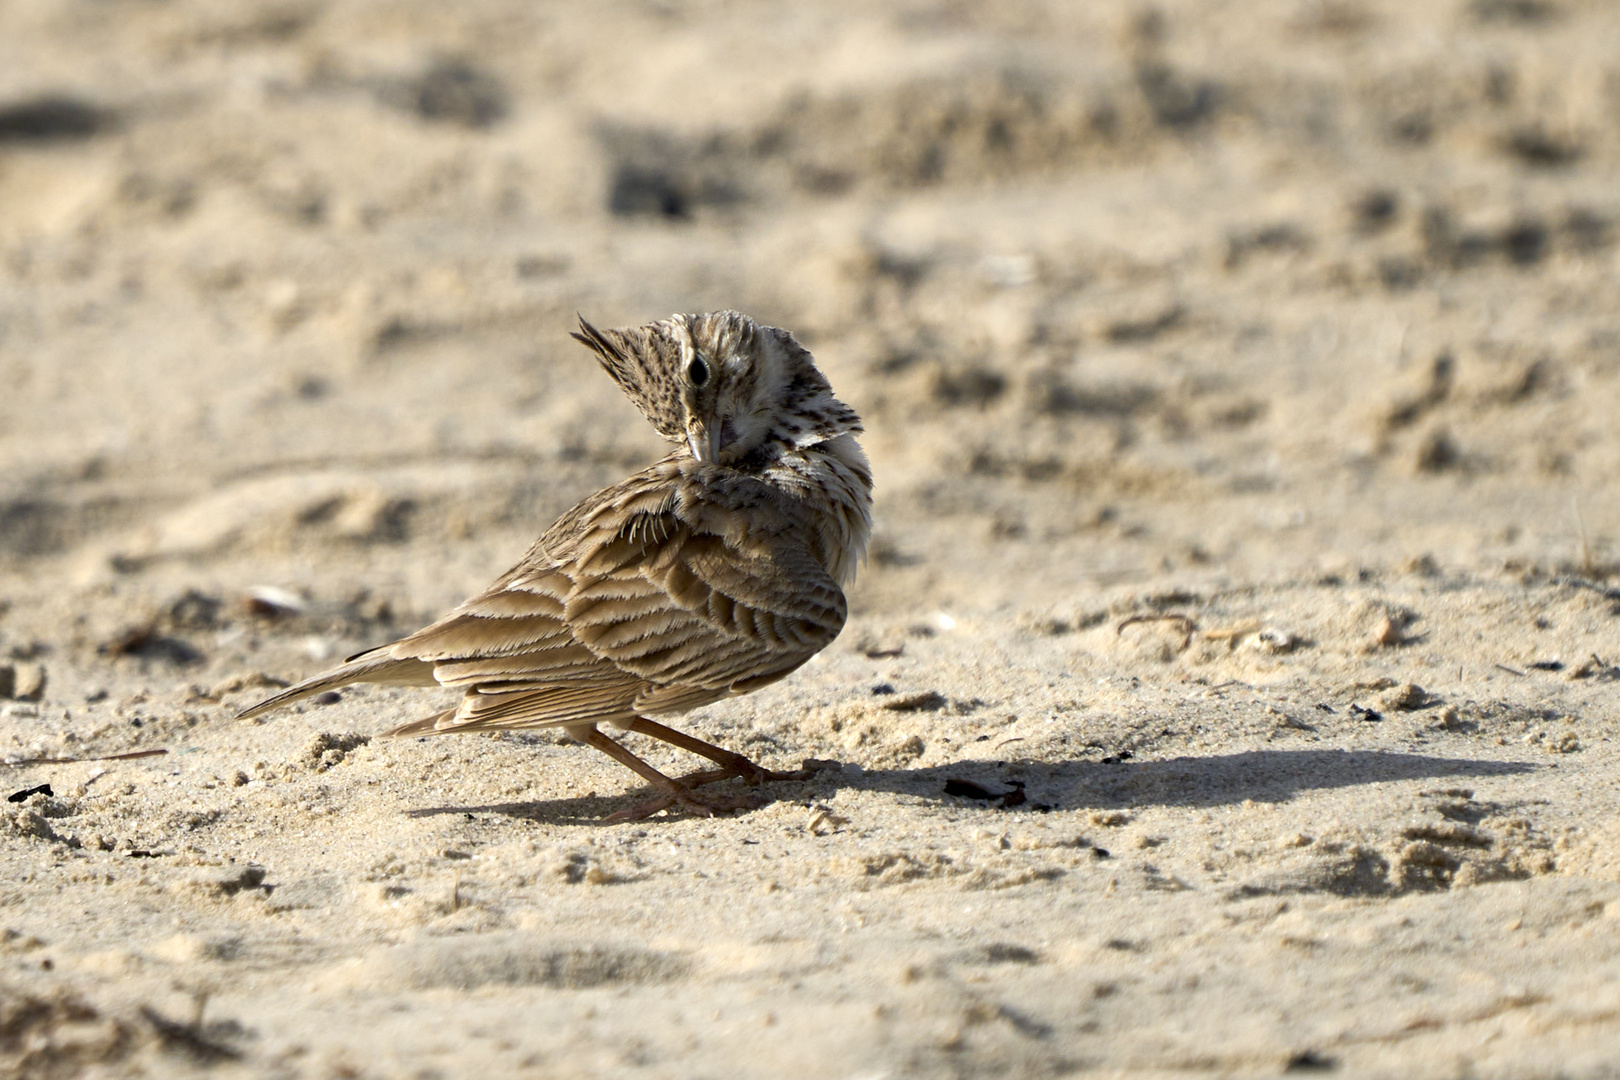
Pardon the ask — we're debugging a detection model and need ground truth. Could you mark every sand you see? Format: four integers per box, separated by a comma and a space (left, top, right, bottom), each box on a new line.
2, 0, 1620, 1076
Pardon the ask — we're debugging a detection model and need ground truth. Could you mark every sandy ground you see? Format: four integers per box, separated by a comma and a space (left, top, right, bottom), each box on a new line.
3, 1, 1620, 1076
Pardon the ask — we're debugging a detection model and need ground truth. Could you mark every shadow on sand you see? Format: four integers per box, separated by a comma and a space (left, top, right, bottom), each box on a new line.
404, 748, 1540, 826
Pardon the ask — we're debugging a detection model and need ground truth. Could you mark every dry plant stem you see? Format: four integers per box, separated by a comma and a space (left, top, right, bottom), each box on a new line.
2, 749, 168, 767
1574, 495, 1593, 576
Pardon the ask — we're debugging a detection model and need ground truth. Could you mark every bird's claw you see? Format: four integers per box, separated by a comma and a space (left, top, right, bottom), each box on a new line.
677, 756, 839, 789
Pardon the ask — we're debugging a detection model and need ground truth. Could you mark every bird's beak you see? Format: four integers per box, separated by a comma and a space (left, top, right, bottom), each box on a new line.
687, 422, 721, 464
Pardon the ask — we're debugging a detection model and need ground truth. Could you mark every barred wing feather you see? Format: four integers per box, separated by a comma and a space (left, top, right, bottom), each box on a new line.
376, 468, 845, 734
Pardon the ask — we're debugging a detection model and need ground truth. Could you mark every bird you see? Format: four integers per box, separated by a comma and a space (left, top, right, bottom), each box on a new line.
238, 311, 873, 821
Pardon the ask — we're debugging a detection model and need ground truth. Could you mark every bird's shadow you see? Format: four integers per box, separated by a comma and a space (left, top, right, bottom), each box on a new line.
405, 748, 1540, 826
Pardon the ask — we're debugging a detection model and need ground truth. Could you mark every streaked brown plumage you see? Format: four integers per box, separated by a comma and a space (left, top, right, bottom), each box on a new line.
239, 311, 873, 819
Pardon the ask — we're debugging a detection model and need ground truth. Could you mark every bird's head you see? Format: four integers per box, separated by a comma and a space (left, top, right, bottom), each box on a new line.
572, 311, 861, 466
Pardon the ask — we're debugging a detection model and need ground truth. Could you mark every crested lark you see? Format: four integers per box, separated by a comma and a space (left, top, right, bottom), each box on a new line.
239, 311, 873, 820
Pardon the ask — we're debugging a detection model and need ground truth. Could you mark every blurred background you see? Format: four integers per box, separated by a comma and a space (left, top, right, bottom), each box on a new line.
0, 0, 1616, 652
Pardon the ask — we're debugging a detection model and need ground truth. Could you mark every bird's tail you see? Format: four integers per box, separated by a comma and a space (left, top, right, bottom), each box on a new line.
381, 708, 460, 738
235, 649, 437, 720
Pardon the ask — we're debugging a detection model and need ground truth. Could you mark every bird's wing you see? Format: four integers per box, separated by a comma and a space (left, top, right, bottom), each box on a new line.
560, 466, 848, 694
375, 527, 649, 732
256, 459, 846, 734
383, 467, 681, 694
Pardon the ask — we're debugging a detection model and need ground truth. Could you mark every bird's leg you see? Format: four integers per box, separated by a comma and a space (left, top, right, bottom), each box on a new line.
580, 726, 763, 823
624, 717, 822, 787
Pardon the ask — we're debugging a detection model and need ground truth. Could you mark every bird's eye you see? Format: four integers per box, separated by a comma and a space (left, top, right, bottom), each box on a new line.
687, 357, 710, 387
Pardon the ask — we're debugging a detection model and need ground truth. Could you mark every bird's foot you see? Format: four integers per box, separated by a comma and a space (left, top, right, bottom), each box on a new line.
677, 756, 840, 789
604, 785, 767, 824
